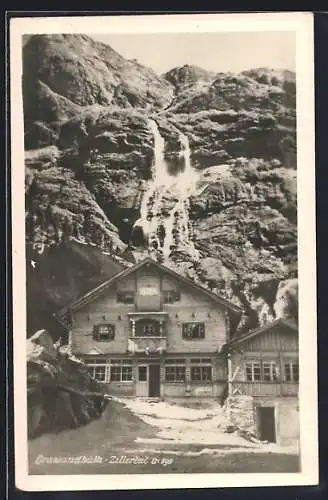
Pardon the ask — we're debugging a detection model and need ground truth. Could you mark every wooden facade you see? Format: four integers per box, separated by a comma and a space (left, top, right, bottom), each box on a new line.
225, 321, 299, 398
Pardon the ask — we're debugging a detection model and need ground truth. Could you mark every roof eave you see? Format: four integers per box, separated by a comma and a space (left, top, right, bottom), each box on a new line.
221, 318, 298, 352
56, 257, 243, 317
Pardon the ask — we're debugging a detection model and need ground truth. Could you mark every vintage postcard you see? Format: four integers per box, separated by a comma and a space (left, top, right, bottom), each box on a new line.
10, 12, 318, 491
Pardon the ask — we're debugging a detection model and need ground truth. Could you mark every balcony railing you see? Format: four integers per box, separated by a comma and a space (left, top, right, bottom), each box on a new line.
128, 336, 167, 354
230, 381, 298, 397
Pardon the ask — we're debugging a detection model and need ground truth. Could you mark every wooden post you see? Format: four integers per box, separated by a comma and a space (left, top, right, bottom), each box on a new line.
227, 353, 232, 397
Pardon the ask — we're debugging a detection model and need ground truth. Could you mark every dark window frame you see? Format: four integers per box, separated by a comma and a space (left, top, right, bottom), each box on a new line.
245, 360, 281, 382
87, 364, 107, 382
182, 322, 205, 340
165, 365, 186, 383
245, 361, 261, 382
262, 361, 279, 382
284, 361, 299, 382
93, 323, 115, 341
138, 366, 147, 382
134, 318, 162, 337
110, 360, 133, 382
191, 366, 212, 382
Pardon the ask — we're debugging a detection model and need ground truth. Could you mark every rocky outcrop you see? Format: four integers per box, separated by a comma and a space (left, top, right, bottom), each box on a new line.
23, 34, 298, 335
26, 240, 130, 337
23, 34, 173, 129
27, 330, 108, 438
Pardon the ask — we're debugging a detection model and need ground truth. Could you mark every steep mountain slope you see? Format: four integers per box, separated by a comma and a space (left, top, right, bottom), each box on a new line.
23, 34, 174, 130
23, 34, 298, 337
164, 65, 296, 168
26, 240, 129, 338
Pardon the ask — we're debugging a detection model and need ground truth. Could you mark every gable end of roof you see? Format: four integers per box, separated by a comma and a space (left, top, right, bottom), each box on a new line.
221, 318, 298, 352
55, 257, 243, 322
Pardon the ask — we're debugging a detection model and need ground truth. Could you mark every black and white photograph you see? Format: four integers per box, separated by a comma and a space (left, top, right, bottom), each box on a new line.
10, 13, 317, 491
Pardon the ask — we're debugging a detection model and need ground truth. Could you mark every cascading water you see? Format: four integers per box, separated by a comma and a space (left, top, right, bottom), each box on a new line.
133, 121, 200, 263
135, 120, 166, 238
162, 133, 200, 261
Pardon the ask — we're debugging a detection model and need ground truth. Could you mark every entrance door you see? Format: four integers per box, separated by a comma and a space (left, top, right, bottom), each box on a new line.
136, 365, 148, 397
257, 407, 276, 443
148, 364, 161, 397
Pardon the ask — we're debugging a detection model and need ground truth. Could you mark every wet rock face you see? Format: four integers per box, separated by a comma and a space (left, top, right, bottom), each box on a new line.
23, 34, 298, 334
27, 330, 108, 439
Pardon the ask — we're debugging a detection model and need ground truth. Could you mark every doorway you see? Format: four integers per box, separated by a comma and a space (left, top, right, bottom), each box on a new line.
148, 364, 161, 397
257, 407, 276, 443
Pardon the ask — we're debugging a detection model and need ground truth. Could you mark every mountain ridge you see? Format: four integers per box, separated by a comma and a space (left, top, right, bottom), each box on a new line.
23, 33, 298, 338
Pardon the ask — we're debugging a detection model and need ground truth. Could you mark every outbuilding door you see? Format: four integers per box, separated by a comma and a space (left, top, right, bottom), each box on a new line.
257, 407, 276, 443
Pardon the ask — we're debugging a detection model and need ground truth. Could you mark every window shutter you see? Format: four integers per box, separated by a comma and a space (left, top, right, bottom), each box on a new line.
93, 324, 115, 341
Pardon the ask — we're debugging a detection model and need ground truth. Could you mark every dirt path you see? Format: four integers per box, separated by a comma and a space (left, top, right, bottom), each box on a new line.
28, 398, 300, 475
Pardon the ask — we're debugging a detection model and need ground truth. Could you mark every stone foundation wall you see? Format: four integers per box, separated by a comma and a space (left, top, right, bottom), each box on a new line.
225, 394, 300, 446
224, 395, 256, 434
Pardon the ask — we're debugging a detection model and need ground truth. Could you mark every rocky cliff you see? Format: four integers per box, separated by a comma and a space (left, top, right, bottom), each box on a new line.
27, 330, 108, 438
23, 34, 298, 336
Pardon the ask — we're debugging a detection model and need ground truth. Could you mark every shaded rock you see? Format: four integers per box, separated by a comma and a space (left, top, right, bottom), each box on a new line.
25, 240, 128, 338
27, 330, 108, 439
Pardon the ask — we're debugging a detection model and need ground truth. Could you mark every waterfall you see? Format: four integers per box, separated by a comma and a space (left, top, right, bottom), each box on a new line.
133, 123, 200, 263
148, 119, 165, 183
134, 120, 170, 242
162, 133, 200, 261
180, 133, 191, 169
179, 132, 199, 187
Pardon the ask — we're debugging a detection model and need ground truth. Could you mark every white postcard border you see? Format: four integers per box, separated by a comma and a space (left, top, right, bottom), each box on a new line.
10, 12, 318, 491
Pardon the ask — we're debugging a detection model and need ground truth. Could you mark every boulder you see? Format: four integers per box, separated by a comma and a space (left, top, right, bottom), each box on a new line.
27, 330, 108, 439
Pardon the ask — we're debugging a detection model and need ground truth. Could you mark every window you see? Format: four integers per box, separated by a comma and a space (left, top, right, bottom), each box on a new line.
117, 291, 134, 304
191, 367, 212, 382
93, 366, 106, 382
165, 359, 186, 383
182, 322, 205, 340
138, 366, 147, 382
86, 358, 108, 382
191, 358, 212, 382
110, 359, 133, 382
165, 367, 186, 383
284, 362, 299, 382
163, 290, 181, 304
93, 324, 115, 341
135, 319, 161, 337
263, 361, 279, 381
246, 361, 281, 382
144, 323, 155, 336
245, 362, 261, 381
